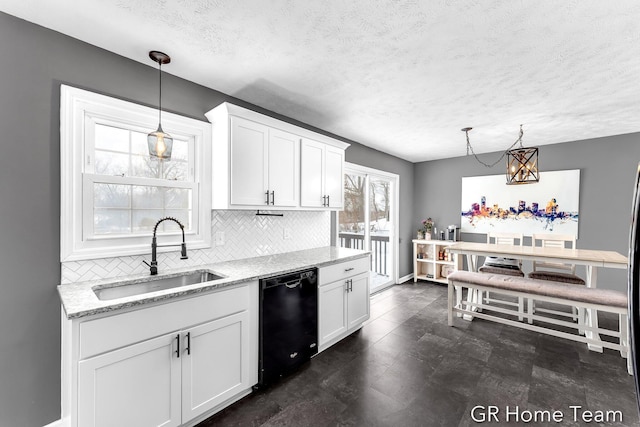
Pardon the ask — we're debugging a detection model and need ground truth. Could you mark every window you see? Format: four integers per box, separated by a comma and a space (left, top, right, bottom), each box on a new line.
61, 85, 211, 261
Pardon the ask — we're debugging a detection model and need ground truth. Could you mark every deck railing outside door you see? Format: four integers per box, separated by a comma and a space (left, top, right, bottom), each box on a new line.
339, 232, 389, 276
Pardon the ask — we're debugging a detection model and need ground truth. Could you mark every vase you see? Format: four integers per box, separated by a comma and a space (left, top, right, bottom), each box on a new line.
417, 232, 424, 240
425, 232, 432, 240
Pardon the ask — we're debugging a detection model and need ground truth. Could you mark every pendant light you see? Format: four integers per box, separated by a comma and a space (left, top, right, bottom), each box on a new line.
147, 50, 173, 161
462, 125, 539, 185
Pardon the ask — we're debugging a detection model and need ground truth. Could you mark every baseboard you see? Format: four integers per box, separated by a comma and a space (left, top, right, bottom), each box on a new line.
42, 419, 62, 427
398, 273, 414, 284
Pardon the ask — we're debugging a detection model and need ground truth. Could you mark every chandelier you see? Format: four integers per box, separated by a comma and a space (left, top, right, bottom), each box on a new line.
462, 125, 539, 185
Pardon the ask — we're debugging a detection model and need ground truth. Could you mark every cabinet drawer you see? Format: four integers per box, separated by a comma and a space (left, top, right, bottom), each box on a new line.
319, 257, 369, 286
80, 283, 253, 360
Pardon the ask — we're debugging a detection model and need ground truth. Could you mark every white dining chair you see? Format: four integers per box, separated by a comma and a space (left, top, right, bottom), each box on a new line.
528, 233, 584, 283
478, 232, 525, 277
527, 233, 585, 327
478, 232, 525, 320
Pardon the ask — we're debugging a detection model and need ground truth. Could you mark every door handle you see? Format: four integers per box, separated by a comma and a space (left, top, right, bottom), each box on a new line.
322, 195, 327, 207
265, 190, 270, 205
345, 280, 349, 292
327, 195, 330, 207
270, 190, 275, 205
349, 279, 353, 292
175, 334, 180, 358
186, 332, 191, 355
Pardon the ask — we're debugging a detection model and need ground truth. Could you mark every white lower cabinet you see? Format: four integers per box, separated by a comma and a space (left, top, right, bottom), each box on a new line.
181, 311, 250, 421
78, 332, 182, 427
318, 257, 370, 352
318, 279, 348, 344
64, 281, 258, 427
347, 273, 370, 329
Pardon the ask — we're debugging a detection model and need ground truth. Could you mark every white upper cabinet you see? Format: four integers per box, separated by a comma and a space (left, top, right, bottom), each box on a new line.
324, 145, 345, 209
300, 139, 324, 207
300, 139, 345, 209
267, 128, 299, 207
228, 117, 299, 207
229, 117, 269, 206
206, 103, 348, 211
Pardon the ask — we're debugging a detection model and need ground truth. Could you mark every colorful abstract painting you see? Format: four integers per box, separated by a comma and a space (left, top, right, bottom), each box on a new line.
461, 170, 580, 236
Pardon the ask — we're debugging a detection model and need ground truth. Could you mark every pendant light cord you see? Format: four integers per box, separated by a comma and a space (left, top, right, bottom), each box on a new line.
158, 61, 162, 126
465, 125, 524, 168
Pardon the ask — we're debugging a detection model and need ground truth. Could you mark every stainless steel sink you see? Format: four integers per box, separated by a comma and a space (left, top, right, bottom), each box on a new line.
93, 270, 226, 301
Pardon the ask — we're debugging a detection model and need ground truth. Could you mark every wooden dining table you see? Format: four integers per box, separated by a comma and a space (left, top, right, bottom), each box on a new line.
448, 241, 628, 352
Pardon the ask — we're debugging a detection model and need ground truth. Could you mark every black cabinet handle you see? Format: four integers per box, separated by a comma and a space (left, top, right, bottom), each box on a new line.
345, 279, 353, 292
345, 267, 354, 272
270, 191, 275, 205
322, 195, 326, 207
327, 195, 330, 207
265, 191, 270, 205
186, 332, 191, 355
175, 334, 180, 358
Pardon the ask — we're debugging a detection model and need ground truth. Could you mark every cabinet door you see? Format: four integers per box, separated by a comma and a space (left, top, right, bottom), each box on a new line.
318, 279, 348, 346
268, 129, 299, 207
181, 311, 251, 421
347, 273, 370, 329
324, 145, 344, 209
78, 333, 181, 427
300, 138, 325, 207
230, 116, 269, 206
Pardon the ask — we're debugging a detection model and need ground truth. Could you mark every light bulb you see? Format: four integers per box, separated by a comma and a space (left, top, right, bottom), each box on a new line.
156, 134, 166, 157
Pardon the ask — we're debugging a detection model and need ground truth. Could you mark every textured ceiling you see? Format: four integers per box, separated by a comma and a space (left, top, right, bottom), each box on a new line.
2, 1, 640, 162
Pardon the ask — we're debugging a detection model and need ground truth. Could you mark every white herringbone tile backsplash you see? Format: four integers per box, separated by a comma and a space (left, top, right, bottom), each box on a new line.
61, 210, 331, 284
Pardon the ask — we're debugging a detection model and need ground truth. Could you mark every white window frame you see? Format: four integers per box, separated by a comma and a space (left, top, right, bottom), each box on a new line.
60, 85, 211, 261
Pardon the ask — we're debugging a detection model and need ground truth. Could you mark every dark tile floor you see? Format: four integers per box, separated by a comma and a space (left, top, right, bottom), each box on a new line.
197, 282, 639, 426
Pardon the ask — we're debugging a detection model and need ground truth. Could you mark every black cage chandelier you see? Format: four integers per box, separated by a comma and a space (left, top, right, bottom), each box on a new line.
462, 125, 539, 185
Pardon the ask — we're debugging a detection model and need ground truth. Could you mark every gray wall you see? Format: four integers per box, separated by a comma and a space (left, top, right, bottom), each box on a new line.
414, 132, 640, 291
0, 12, 415, 426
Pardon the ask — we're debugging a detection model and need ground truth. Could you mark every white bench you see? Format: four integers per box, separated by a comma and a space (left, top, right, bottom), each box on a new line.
447, 270, 632, 375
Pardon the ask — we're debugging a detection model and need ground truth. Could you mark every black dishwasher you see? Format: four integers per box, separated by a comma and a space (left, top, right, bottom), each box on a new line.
258, 268, 318, 387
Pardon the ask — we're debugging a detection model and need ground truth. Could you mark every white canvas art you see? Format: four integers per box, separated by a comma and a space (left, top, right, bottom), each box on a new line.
460, 170, 580, 236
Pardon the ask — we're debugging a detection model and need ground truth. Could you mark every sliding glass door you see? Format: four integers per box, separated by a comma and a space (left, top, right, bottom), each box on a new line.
338, 164, 398, 293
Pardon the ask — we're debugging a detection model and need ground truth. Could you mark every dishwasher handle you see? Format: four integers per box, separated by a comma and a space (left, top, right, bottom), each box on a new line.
284, 279, 301, 289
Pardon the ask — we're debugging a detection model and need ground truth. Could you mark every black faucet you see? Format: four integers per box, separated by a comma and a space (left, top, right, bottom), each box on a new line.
143, 217, 188, 275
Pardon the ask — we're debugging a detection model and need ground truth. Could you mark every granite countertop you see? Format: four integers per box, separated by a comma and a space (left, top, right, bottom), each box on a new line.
58, 246, 370, 320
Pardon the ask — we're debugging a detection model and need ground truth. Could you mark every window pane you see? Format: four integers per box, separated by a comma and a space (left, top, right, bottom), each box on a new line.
132, 210, 163, 233
162, 160, 189, 181
95, 151, 129, 176
164, 210, 191, 231
165, 188, 191, 209
171, 139, 189, 161
340, 173, 366, 234
132, 186, 163, 209
94, 183, 130, 208
95, 124, 129, 153
131, 131, 148, 155
94, 209, 131, 234
131, 154, 161, 179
